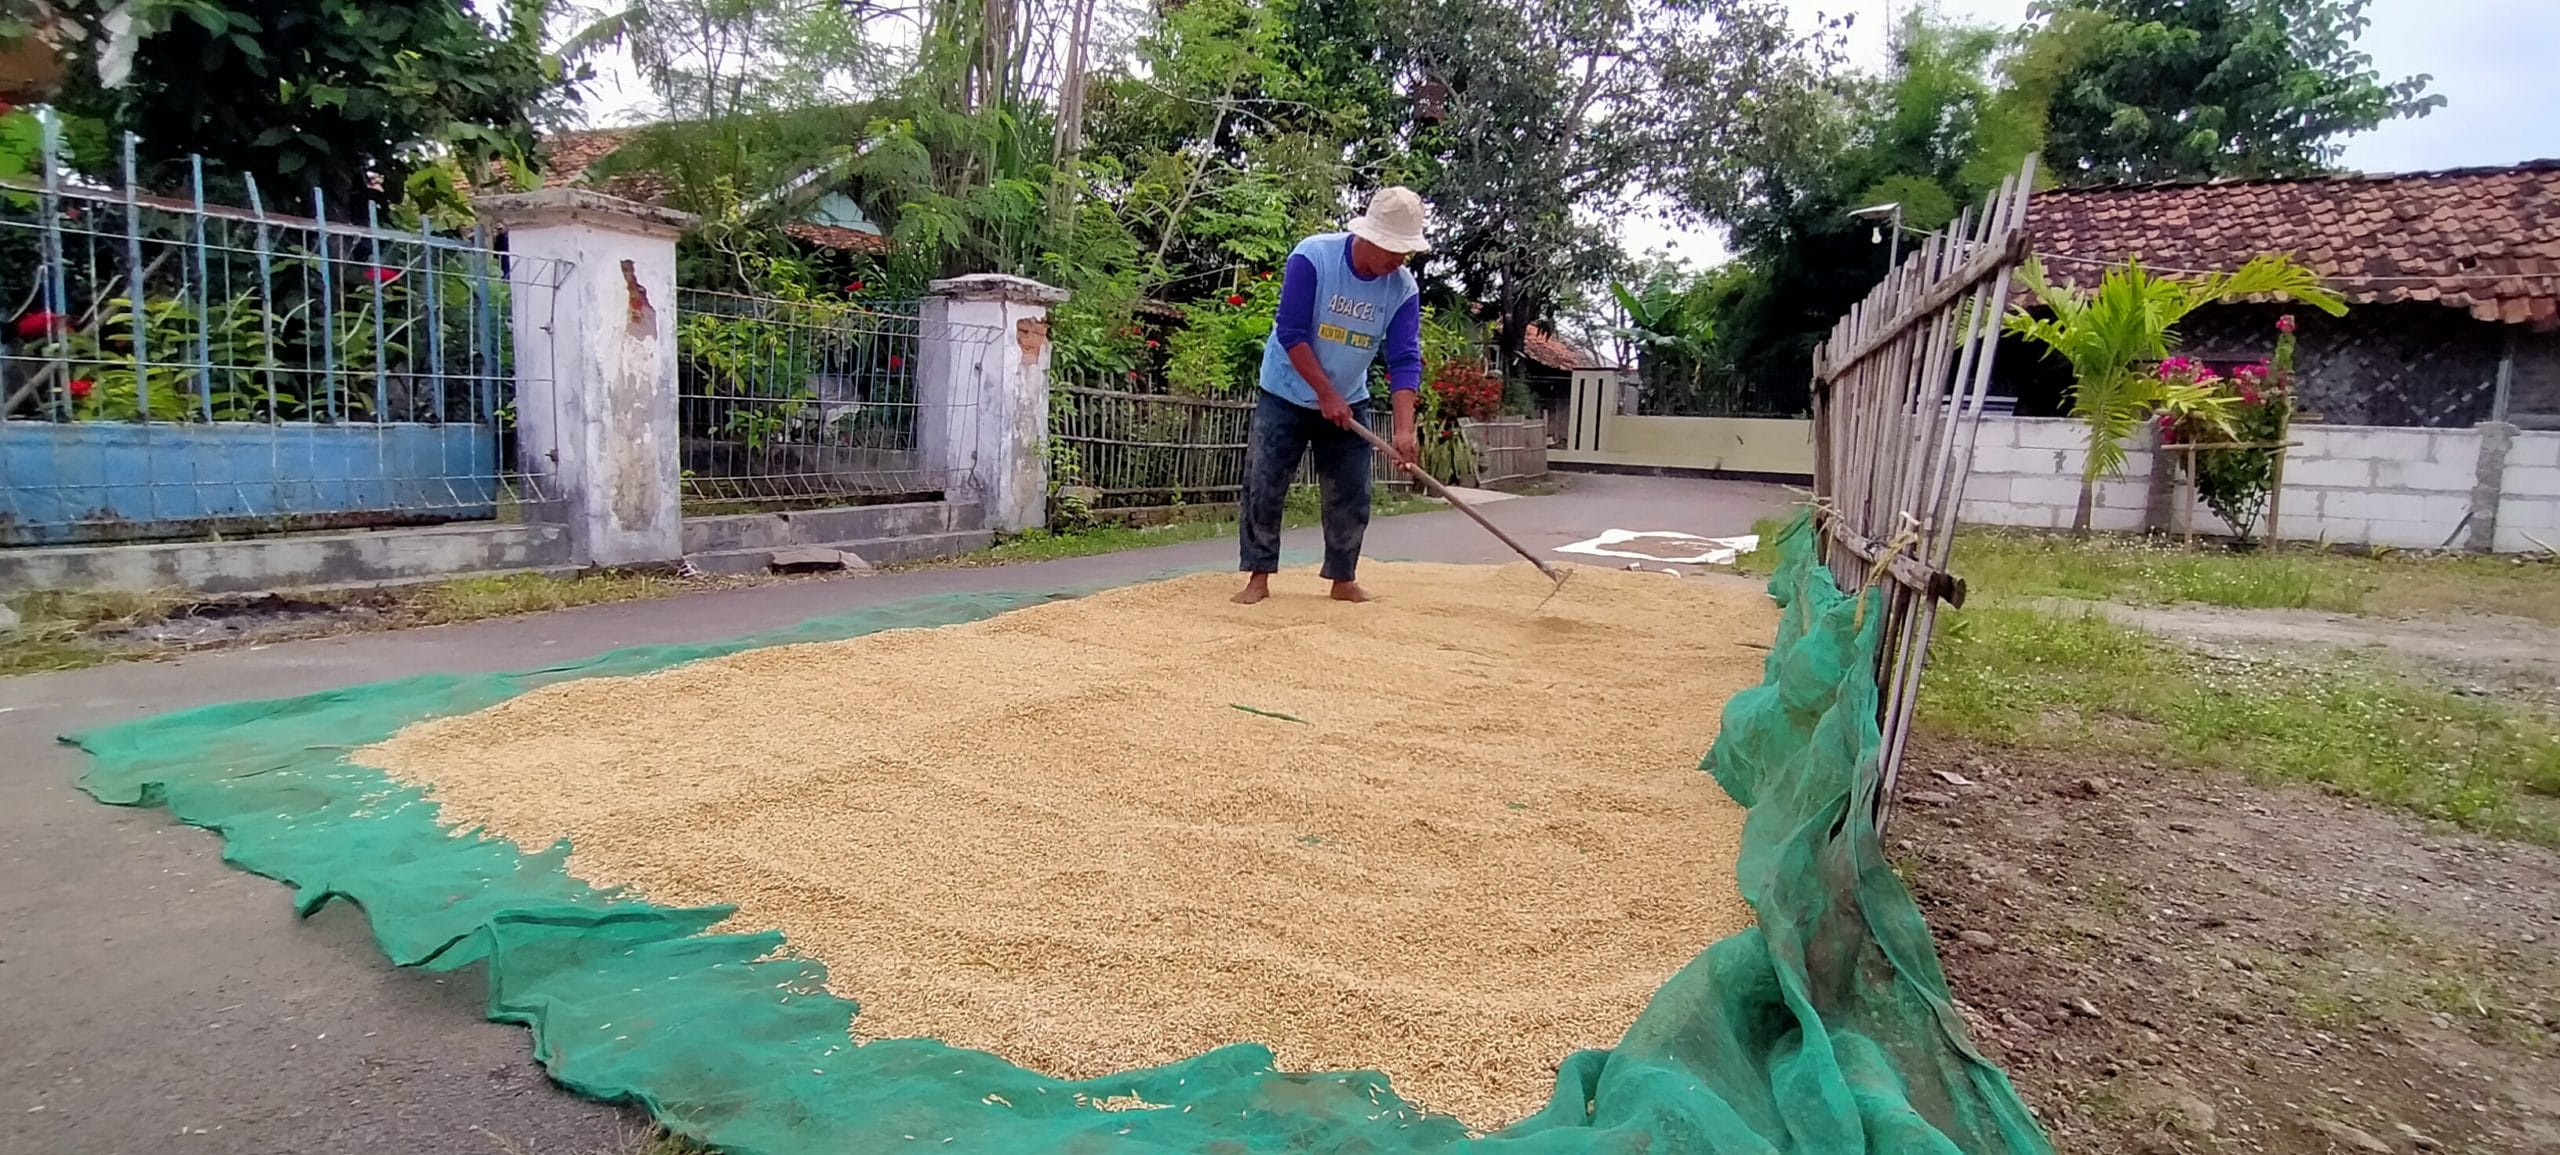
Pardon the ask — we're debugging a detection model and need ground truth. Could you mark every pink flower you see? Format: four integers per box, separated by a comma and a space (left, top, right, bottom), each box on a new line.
1145, 339, 1160, 349
1126, 369, 1140, 382
15, 310, 65, 339
2234, 363, 2266, 381
2238, 384, 2262, 405
2277, 314, 2296, 333
364, 267, 399, 284
67, 377, 93, 400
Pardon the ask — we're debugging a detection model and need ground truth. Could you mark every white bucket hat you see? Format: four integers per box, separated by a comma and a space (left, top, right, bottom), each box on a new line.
1348, 186, 1431, 254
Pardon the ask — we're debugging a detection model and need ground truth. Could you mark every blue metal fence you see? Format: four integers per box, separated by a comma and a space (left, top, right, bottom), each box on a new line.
0, 114, 563, 546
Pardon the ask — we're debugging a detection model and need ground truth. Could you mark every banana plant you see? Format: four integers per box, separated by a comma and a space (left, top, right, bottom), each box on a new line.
2005, 254, 2346, 532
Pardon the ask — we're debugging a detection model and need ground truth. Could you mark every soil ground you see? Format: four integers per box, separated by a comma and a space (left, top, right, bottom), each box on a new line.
1895, 738, 2560, 1154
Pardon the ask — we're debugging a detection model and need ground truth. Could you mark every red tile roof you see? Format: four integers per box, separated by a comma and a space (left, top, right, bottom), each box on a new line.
2027, 160, 2560, 330
540, 127, 641, 183
1519, 325, 1611, 371
781, 220, 889, 255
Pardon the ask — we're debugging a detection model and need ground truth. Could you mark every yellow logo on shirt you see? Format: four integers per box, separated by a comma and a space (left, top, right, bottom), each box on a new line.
1317, 323, 1374, 349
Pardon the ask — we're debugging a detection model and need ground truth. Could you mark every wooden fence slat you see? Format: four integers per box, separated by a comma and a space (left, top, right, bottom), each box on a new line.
1808, 157, 2036, 829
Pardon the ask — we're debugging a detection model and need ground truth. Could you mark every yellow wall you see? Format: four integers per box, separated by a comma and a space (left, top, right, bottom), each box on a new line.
1551, 416, 1813, 476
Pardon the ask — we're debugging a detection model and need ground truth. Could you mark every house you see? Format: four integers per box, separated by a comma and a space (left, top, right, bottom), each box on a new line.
1511, 326, 1615, 446
534, 127, 891, 256
2000, 160, 2560, 430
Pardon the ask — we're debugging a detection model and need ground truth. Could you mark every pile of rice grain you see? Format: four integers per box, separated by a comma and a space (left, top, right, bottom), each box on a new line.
365, 561, 1776, 1126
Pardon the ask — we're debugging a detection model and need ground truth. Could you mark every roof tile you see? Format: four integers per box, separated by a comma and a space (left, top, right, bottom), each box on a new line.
2028, 161, 2560, 330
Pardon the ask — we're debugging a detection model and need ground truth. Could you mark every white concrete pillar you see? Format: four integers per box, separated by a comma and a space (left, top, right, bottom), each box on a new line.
918, 273, 1067, 533
475, 190, 698, 568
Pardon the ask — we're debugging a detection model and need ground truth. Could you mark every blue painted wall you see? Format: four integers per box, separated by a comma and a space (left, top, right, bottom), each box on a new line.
0, 422, 501, 546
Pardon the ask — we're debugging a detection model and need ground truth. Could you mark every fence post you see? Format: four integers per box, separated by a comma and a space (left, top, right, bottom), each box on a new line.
2469, 421, 2516, 553
920, 273, 1068, 533
475, 190, 698, 568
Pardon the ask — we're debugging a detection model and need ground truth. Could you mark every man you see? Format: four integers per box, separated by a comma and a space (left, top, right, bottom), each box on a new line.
1232, 186, 1429, 606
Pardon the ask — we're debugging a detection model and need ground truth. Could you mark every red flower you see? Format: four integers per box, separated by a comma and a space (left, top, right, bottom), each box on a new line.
15, 310, 65, 340
1226, 294, 1247, 306
2276, 314, 2296, 333
67, 377, 93, 400
847, 280, 866, 293
363, 266, 399, 284
1126, 369, 1140, 382
1259, 271, 1272, 280
887, 354, 904, 371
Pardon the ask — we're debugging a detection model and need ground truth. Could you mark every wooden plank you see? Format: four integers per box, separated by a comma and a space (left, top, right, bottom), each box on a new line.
1818, 517, 1968, 608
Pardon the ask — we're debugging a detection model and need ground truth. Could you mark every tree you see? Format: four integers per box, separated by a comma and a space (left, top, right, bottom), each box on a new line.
2004, 253, 2346, 532
1396, 0, 1811, 374
2025, 0, 2442, 185
1663, 9, 2027, 416
47, 0, 577, 214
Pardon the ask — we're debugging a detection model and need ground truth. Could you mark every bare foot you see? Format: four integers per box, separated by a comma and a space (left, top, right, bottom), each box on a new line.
1231, 576, 1271, 605
1328, 581, 1373, 603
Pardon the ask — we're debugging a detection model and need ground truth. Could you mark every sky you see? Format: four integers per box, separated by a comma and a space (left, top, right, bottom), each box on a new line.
1618, 0, 2560, 267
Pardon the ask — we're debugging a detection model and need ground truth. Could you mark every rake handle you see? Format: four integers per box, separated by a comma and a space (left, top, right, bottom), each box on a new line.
1341, 418, 1565, 585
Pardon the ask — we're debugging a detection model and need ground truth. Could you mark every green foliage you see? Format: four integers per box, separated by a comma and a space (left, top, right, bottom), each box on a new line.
2159, 322, 2297, 544
2004, 254, 2345, 527
48, 0, 576, 213
2026, 0, 2444, 184
1164, 274, 1281, 396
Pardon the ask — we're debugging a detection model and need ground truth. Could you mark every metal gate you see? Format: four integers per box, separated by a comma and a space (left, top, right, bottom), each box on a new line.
0, 121, 562, 546
675, 288, 1003, 510
1808, 157, 2037, 820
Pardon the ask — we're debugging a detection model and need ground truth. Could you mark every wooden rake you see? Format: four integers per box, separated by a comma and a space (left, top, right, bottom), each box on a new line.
1342, 421, 1572, 608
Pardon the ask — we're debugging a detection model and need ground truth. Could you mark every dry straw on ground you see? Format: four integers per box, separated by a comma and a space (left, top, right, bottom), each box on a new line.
366, 561, 1774, 1126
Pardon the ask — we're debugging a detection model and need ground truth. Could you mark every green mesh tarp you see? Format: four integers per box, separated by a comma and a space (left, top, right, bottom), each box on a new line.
66, 513, 2050, 1155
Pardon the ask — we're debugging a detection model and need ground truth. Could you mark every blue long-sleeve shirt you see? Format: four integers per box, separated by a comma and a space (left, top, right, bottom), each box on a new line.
1270, 249, 1424, 396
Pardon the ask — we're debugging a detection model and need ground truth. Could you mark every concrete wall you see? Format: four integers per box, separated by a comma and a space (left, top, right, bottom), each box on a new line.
1549, 416, 1815, 476
0, 523, 570, 595
1963, 416, 2560, 552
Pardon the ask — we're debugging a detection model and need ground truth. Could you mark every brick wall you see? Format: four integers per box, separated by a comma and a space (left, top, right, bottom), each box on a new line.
1962, 417, 2560, 553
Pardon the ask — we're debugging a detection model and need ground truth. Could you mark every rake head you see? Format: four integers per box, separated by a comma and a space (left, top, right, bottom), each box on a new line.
1532, 563, 1573, 612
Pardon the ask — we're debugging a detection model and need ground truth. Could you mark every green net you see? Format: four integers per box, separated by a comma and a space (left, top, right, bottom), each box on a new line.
67, 513, 2050, 1154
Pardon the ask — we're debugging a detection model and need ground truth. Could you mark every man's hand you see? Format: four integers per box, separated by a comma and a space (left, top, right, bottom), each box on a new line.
1390, 388, 1422, 473
1315, 388, 1356, 430
1392, 427, 1421, 472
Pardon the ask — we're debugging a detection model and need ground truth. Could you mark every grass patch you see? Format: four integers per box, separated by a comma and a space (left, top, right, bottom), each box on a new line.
1731, 522, 2560, 622
947, 485, 1443, 568
1921, 603, 2560, 843
1949, 530, 2560, 622
0, 589, 192, 675
0, 571, 690, 678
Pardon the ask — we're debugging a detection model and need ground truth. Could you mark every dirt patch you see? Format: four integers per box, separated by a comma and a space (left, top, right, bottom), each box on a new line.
366, 562, 1773, 1127
1894, 738, 2560, 1154
2038, 599, 2560, 714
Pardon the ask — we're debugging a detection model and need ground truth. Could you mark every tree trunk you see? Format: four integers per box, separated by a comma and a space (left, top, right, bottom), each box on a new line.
2073, 476, 2096, 536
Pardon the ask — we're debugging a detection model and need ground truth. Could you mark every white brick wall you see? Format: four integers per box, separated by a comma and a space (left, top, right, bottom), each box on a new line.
1957, 419, 2553, 553
2497, 432, 2560, 552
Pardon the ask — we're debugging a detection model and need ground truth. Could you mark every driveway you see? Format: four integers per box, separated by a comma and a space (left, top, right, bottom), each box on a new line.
0, 473, 1789, 1155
